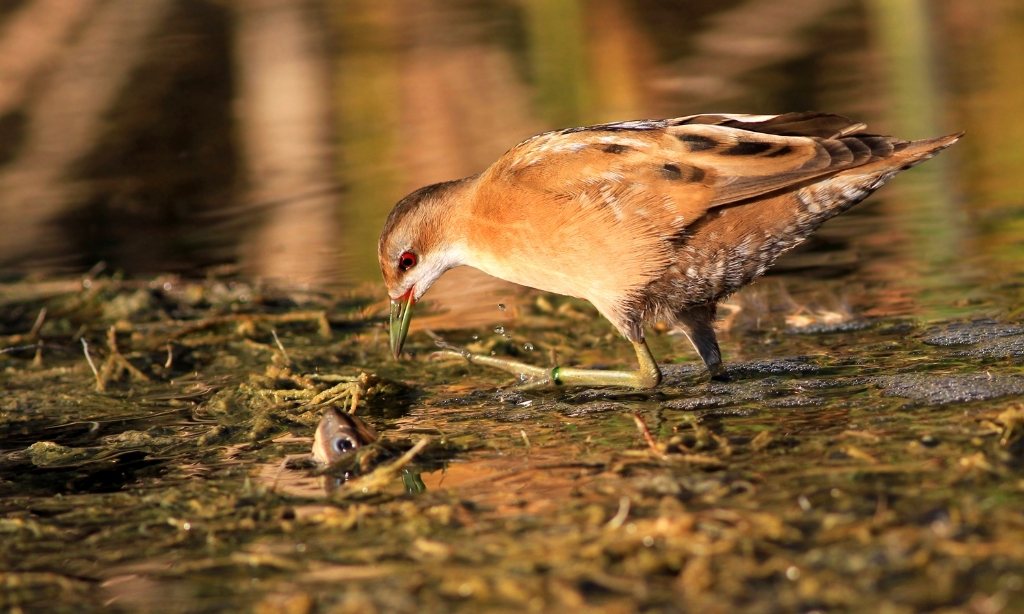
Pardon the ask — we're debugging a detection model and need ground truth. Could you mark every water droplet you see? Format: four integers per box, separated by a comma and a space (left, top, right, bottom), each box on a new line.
494, 326, 505, 334
504, 334, 512, 340
490, 351, 496, 356
797, 495, 812, 512
523, 342, 534, 351
498, 303, 506, 311
471, 334, 479, 340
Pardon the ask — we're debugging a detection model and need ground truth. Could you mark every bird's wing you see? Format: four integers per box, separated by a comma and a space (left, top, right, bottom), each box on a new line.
484, 113, 902, 235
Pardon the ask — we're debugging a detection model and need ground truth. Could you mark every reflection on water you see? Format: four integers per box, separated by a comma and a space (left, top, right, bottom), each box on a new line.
0, 0, 1021, 324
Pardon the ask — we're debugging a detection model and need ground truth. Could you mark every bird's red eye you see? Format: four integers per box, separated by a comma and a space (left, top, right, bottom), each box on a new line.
398, 252, 417, 271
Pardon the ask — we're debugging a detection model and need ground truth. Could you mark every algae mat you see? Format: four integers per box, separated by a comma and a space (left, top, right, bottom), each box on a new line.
2, 277, 1024, 613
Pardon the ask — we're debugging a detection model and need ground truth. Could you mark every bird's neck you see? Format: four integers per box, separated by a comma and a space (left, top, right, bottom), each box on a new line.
424, 176, 482, 271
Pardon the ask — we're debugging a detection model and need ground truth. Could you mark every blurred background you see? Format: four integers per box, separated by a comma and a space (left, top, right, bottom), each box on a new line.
0, 0, 1022, 319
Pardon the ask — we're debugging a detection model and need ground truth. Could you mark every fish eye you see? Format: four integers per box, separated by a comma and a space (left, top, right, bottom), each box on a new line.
333, 436, 356, 453
398, 252, 417, 271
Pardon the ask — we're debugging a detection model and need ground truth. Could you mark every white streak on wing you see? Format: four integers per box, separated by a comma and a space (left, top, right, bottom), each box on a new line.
841, 185, 866, 201
595, 136, 651, 148
709, 114, 778, 123
598, 185, 624, 219
548, 142, 588, 153
603, 120, 663, 130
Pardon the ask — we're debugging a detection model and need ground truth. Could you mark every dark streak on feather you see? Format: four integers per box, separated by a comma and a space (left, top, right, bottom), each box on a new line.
662, 163, 682, 180
676, 134, 718, 152
721, 141, 773, 156
661, 163, 706, 182
765, 145, 793, 158
602, 144, 633, 154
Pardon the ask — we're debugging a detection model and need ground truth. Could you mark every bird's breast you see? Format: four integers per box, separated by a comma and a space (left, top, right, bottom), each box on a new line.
458, 195, 666, 308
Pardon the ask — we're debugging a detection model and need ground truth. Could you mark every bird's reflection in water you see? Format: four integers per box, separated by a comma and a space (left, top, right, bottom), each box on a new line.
311, 406, 426, 494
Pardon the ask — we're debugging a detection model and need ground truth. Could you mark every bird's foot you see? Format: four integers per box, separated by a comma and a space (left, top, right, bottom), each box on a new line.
707, 361, 730, 382
430, 343, 553, 388
430, 340, 662, 389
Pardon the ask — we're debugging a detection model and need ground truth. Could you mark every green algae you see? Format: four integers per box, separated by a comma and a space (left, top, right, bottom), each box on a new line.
2, 277, 1024, 613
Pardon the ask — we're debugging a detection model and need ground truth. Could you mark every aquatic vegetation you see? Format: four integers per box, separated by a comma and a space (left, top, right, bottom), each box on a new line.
2, 277, 1024, 612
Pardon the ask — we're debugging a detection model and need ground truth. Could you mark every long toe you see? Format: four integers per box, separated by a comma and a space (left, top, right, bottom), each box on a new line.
431, 348, 553, 387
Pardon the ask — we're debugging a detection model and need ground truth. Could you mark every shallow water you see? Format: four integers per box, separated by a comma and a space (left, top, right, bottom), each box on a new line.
2, 278, 1024, 613
2, 1, 1024, 612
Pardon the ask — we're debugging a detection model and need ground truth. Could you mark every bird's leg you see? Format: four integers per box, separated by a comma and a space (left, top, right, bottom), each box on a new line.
675, 305, 727, 379
550, 340, 662, 388
432, 340, 662, 389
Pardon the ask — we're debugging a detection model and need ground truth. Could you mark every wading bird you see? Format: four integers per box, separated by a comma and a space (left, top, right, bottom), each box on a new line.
379, 113, 960, 388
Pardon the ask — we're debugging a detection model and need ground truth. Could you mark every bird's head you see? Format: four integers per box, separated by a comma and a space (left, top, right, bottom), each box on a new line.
311, 406, 378, 466
378, 178, 472, 359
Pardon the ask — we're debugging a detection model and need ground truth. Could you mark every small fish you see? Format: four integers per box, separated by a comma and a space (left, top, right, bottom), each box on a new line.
311, 406, 379, 465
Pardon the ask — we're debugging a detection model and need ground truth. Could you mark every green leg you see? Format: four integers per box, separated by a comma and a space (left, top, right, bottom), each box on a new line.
433, 340, 662, 389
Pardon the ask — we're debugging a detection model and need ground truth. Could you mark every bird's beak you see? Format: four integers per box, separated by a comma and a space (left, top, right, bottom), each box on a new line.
389, 288, 415, 359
